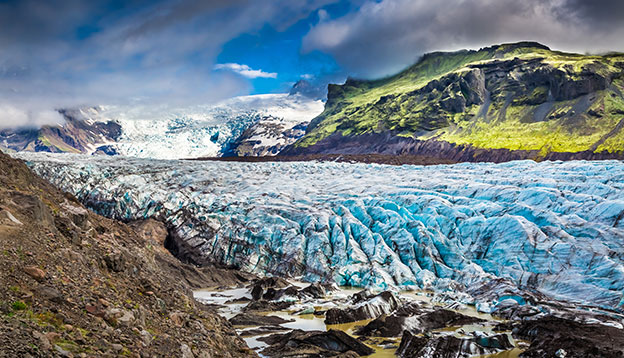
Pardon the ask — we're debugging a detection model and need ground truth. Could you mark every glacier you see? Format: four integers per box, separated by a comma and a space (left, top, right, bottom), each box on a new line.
15, 153, 624, 311
67, 94, 324, 159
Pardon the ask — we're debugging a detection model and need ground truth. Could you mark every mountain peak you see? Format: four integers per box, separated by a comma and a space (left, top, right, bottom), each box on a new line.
486, 41, 550, 52
289, 79, 327, 100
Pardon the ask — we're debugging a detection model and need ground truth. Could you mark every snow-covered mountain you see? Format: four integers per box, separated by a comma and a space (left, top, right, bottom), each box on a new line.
0, 93, 324, 159
226, 115, 310, 156
16, 153, 624, 312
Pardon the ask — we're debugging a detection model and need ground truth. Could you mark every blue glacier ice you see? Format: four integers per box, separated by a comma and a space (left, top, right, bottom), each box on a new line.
15, 153, 624, 311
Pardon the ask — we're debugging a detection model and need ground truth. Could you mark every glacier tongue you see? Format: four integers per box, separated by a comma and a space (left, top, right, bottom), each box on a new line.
16, 153, 624, 310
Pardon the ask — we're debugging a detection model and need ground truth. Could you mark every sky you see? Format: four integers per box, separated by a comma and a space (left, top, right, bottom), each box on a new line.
1, 0, 624, 128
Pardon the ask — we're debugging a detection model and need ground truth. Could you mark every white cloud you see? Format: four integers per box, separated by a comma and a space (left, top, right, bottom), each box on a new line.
214, 63, 278, 79
301, 74, 314, 80
0, 104, 63, 129
317, 9, 329, 22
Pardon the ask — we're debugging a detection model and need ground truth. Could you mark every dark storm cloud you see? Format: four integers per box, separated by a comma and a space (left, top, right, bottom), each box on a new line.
558, 0, 624, 25
303, 0, 624, 78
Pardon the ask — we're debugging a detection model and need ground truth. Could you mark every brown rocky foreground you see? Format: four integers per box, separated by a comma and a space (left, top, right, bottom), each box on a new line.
0, 151, 257, 357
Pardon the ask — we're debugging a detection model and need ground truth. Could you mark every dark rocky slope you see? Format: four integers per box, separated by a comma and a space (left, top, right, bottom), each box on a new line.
284, 131, 624, 163
0, 151, 255, 357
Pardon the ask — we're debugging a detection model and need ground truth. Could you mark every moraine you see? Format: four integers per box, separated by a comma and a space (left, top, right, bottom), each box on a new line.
13, 152, 624, 313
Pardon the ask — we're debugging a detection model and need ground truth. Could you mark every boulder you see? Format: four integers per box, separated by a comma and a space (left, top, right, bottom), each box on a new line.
33, 331, 52, 351
169, 311, 187, 327
251, 284, 263, 301
103, 251, 125, 273
325, 291, 399, 325
36, 285, 63, 303
117, 310, 135, 327
300, 283, 326, 298
249, 277, 290, 301
251, 277, 290, 290
259, 329, 374, 357
229, 313, 293, 326
263, 286, 299, 301
243, 300, 293, 312
181, 344, 194, 358
24, 266, 46, 281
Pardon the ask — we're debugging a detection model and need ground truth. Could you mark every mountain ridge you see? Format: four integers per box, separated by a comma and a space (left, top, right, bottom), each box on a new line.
284, 42, 624, 161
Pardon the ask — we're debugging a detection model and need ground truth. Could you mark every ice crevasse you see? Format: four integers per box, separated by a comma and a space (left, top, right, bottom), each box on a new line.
16, 153, 624, 311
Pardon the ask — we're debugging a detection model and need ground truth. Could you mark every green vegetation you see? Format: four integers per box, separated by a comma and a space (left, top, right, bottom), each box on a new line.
33, 310, 65, 329
11, 301, 27, 311
37, 134, 81, 153
55, 339, 84, 354
296, 42, 624, 155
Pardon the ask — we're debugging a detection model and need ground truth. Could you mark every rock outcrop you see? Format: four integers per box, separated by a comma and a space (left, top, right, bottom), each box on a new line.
325, 291, 399, 324
226, 117, 309, 157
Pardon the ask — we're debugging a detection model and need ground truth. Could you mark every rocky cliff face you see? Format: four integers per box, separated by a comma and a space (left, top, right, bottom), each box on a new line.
0, 151, 255, 357
287, 42, 624, 161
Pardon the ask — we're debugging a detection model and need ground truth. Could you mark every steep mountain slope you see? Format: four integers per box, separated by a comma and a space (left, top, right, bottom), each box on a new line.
0, 107, 122, 155
285, 42, 624, 161
0, 151, 255, 357
0, 94, 323, 159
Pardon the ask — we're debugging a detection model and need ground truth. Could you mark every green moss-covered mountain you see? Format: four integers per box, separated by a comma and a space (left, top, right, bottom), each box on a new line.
285, 42, 624, 161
